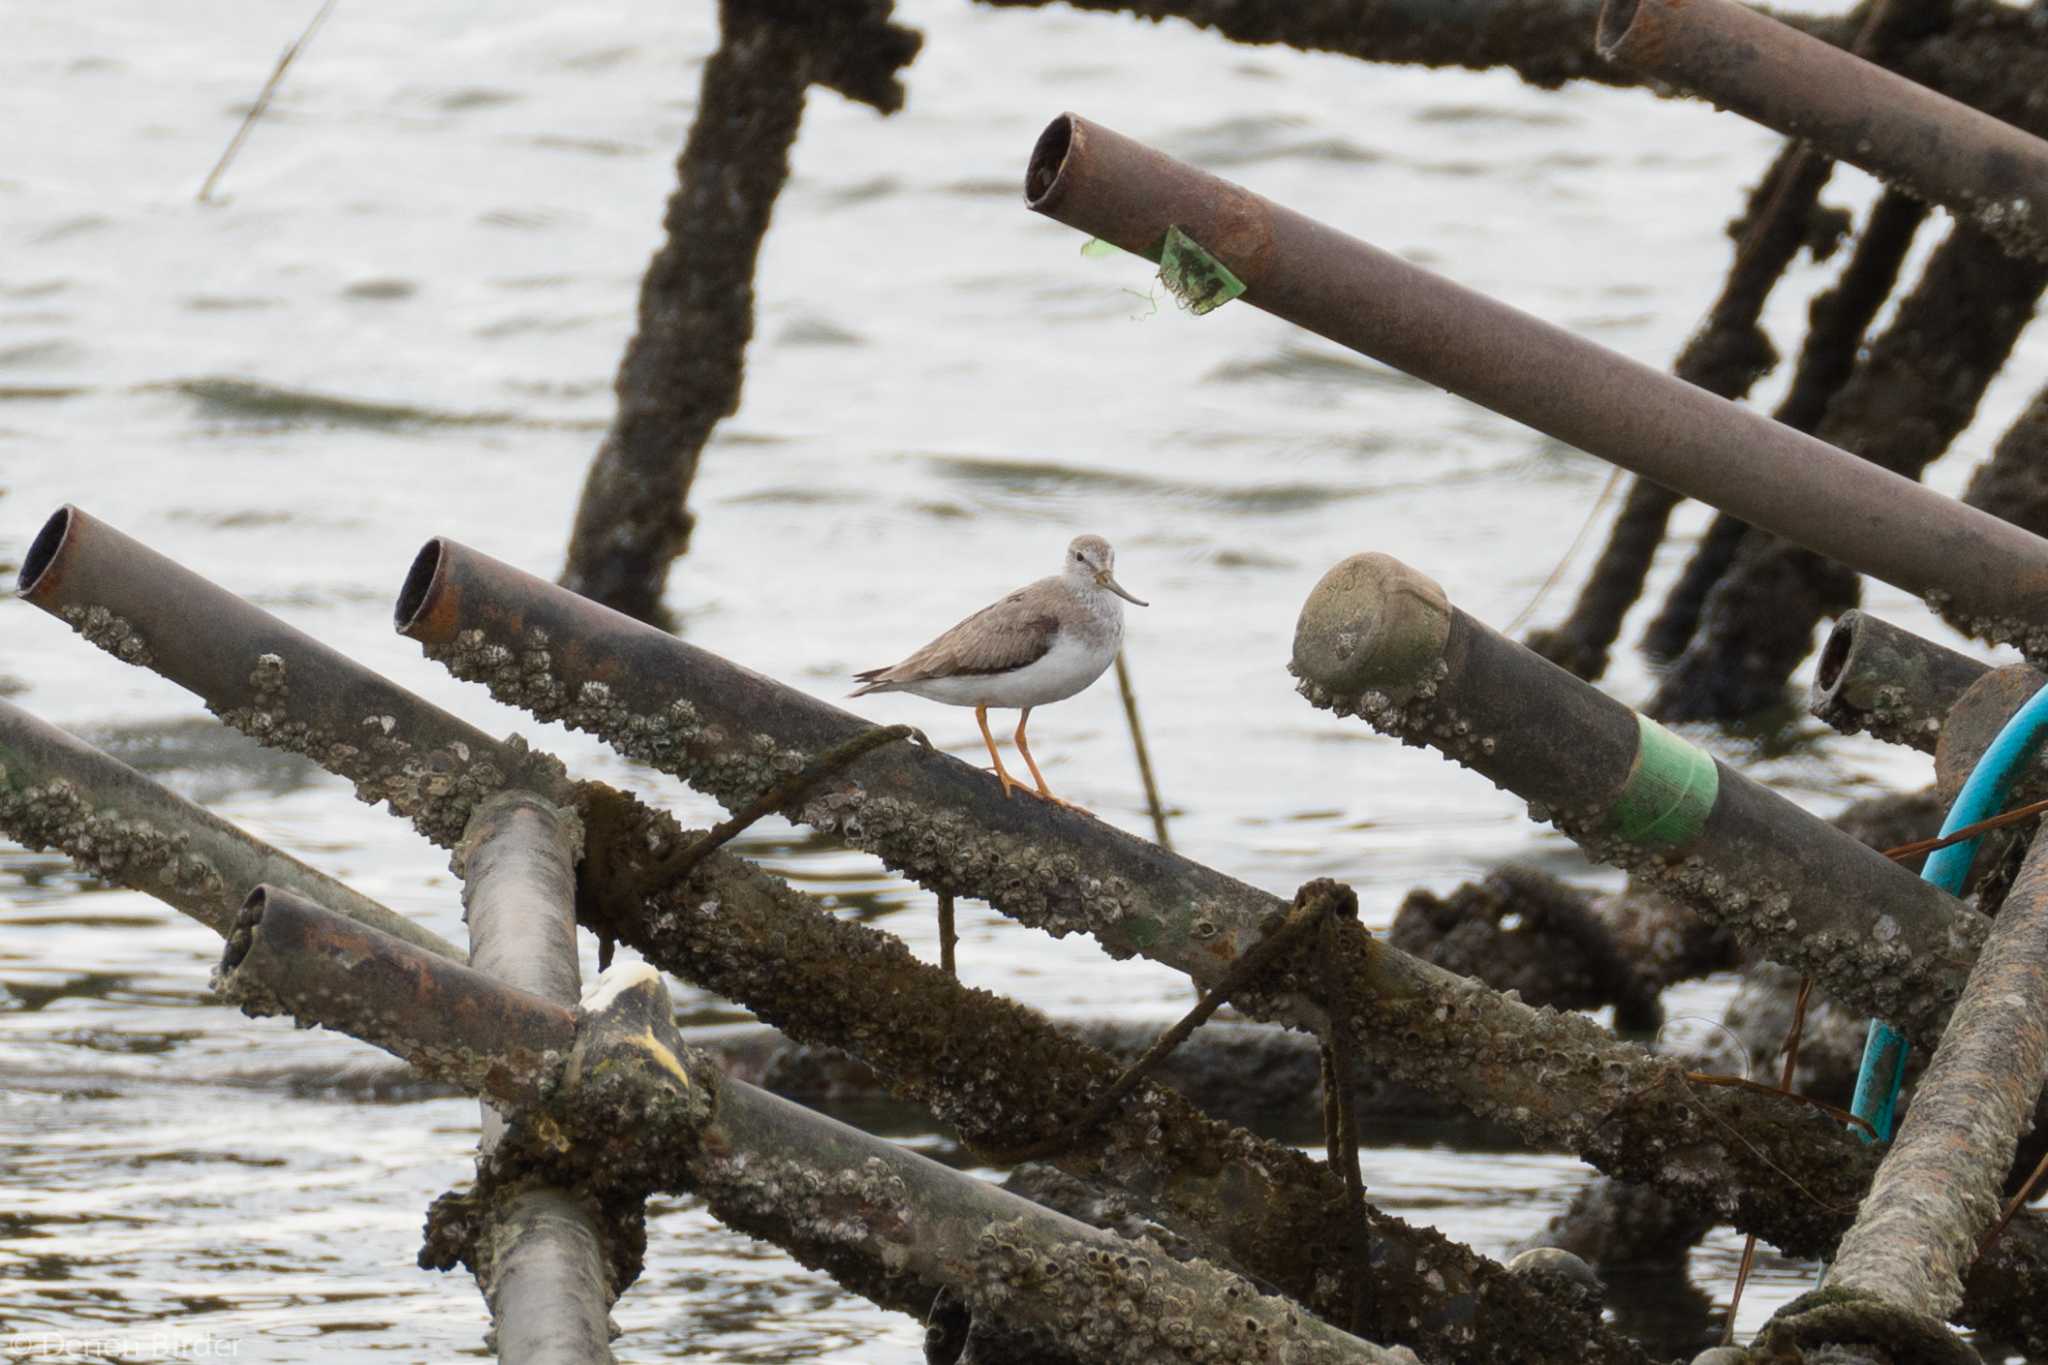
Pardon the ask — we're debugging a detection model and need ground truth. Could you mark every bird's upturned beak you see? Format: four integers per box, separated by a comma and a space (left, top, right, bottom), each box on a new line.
1098, 570, 1148, 606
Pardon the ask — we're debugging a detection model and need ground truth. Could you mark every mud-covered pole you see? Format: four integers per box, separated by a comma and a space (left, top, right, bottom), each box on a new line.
1809, 611, 1992, 754
1813, 826, 2048, 1330
455, 791, 614, 1365
1289, 553, 1983, 1047
0, 698, 459, 955
1598, 0, 2048, 266
1023, 115, 2048, 654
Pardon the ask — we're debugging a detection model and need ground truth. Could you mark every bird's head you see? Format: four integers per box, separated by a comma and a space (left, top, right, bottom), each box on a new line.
1065, 534, 1147, 606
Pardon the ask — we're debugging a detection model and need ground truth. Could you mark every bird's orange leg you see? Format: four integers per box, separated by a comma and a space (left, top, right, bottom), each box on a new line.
975, 705, 1020, 799
1014, 708, 1081, 810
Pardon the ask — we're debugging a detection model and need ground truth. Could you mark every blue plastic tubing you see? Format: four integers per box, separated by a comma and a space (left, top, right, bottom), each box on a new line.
1850, 679, 2048, 1142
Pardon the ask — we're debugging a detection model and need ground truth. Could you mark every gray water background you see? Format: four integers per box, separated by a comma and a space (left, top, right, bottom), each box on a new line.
4, 0, 2040, 1358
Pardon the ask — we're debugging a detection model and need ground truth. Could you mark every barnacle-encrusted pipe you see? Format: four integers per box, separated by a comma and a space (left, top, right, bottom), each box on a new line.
221, 911, 1412, 1365
1824, 827, 2048, 1322
13, 510, 1622, 1360
0, 697, 457, 956
216, 885, 572, 1109
16, 506, 567, 847
1598, 0, 2048, 266
1810, 611, 1993, 755
1023, 115, 2048, 655
456, 791, 615, 1365
1290, 553, 1984, 1049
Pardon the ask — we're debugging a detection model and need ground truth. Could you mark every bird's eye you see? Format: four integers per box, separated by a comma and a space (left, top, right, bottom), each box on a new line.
1073, 552, 1083, 561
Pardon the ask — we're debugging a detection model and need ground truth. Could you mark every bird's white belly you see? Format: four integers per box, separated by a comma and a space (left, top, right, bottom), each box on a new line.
902, 628, 1117, 708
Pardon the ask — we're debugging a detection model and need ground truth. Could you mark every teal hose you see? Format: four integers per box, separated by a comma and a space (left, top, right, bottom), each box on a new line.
1849, 678, 2048, 1142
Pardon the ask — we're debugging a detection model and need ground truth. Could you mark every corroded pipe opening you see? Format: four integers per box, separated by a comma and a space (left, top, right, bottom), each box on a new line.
18, 505, 77, 598
1024, 114, 1076, 210
1594, 0, 1644, 60
1291, 553, 1452, 699
394, 539, 449, 635
1813, 612, 1858, 702
220, 885, 272, 977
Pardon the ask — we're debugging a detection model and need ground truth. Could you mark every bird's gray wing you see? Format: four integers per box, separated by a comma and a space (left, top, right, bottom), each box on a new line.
856, 588, 1060, 686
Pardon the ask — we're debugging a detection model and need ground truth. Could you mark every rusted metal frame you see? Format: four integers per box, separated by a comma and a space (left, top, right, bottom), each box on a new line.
456, 791, 616, 1365
218, 895, 1409, 1365
14, 510, 1622, 1360
1023, 115, 2048, 656
1809, 611, 1992, 754
1289, 553, 1982, 1051
0, 696, 459, 956
558, 0, 918, 622
1598, 0, 2048, 266
385, 538, 2048, 1352
1820, 824, 2048, 1328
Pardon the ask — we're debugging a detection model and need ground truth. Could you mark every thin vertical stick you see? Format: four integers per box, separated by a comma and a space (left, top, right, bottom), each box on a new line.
1724, 975, 1813, 1342
937, 890, 958, 978
1113, 649, 1171, 848
197, 0, 340, 203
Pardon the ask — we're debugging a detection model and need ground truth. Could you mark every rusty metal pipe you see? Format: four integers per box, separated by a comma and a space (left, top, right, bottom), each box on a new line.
0, 697, 458, 955
1809, 611, 1992, 755
16, 506, 564, 846
1290, 552, 1985, 1049
218, 885, 574, 1110
1024, 115, 2048, 652
1598, 0, 2048, 266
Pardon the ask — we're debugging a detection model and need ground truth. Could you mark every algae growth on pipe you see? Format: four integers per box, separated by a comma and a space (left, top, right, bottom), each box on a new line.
1289, 552, 1984, 1049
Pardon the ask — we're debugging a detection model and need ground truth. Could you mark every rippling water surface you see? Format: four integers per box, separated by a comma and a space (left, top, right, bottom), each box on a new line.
4, 0, 2041, 1358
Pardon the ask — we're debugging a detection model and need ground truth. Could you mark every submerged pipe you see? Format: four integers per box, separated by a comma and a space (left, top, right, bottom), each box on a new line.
1290, 553, 1984, 1049
457, 791, 614, 1365
1809, 611, 1993, 755
1024, 115, 2048, 654
0, 697, 458, 956
1597, 0, 2048, 267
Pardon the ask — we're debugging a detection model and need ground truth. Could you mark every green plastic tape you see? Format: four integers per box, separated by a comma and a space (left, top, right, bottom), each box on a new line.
1608, 713, 1718, 848
1158, 225, 1245, 316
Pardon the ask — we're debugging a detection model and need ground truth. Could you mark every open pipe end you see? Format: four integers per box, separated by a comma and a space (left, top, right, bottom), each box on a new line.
18, 506, 78, 600
1292, 553, 1452, 700
1595, 0, 1645, 61
1024, 114, 1078, 213
219, 885, 273, 978
1810, 611, 1863, 714
394, 539, 450, 638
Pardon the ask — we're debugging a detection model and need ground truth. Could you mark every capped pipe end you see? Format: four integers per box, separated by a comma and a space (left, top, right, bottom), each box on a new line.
1292, 553, 1451, 700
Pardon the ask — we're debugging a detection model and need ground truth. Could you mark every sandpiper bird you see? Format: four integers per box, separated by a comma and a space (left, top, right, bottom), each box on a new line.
851, 534, 1146, 807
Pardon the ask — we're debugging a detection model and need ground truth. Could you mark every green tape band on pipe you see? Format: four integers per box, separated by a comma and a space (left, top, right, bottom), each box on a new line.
1609, 713, 1719, 848
1159, 226, 1245, 315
